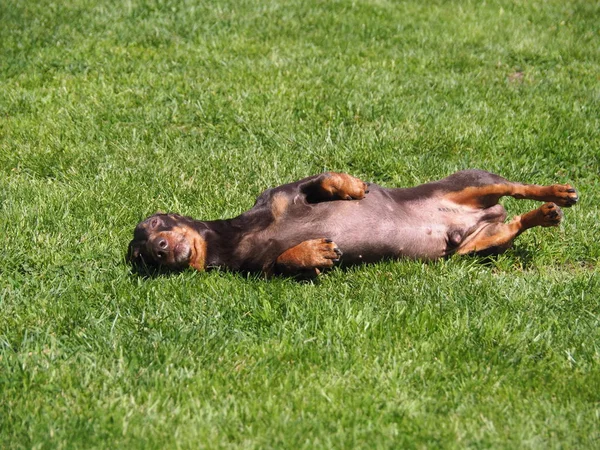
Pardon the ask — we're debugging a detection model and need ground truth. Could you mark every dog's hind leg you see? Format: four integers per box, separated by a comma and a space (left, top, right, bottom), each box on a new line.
456, 202, 563, 255
445, 181, 578, 209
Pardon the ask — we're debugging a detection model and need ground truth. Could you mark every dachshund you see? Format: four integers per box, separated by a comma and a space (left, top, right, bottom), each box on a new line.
127, 170, 578, 277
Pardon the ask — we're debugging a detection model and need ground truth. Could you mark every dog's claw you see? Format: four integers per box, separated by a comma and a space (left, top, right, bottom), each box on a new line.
553, 184, 579, 207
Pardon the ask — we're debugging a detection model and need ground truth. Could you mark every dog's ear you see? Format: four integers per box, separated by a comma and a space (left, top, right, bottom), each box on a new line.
127, 240, 157, 276
127, 240, 141, 263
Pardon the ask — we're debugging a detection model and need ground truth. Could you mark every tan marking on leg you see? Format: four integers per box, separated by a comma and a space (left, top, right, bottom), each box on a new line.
456, 220, 522, 255
445, 183, 578, 208
444, 184, 512, 208
456, 202, 563, 255
519, 202, 563, 228
275, 238, 342, 274
320, 172, 368, 200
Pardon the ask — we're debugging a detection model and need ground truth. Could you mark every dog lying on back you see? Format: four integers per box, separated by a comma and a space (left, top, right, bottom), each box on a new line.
128, 170, 578, 277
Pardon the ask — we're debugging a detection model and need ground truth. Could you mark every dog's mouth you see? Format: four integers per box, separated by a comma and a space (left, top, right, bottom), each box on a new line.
172, 240, 192, 264
147, 235, 192, 268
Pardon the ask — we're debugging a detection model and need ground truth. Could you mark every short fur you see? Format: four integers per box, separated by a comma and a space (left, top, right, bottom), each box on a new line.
128, 170, 578, 277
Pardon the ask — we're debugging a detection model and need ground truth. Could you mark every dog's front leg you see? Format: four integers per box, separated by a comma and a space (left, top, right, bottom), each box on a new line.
263, 238, 343, 277
300, 172, 369, 202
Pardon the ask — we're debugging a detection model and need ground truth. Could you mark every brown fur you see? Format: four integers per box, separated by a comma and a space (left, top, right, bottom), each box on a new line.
127, 170, 578, 277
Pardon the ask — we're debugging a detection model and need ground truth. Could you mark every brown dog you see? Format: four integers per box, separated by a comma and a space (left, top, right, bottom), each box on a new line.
127, 170, 578, 276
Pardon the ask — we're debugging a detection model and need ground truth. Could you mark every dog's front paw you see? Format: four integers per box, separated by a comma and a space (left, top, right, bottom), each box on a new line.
340, 176, 369, 200
274, 238, 343, 277
322, 173, 369, 200
295, 238, 342, 269
314, 238, 343, 266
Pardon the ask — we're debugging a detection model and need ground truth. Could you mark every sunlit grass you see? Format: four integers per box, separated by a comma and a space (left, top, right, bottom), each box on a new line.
1, 0, 599, 447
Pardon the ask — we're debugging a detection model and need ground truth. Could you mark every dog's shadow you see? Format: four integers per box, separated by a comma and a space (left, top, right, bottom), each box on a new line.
128, 260, 188, 280
128, 247, 536, 282
469, 246, 535, 270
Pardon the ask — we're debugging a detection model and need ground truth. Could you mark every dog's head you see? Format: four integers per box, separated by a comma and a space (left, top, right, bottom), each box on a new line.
127, 213, 206, 273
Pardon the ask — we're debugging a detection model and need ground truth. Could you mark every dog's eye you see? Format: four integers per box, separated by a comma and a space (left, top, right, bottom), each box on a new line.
150, 218, 159, 228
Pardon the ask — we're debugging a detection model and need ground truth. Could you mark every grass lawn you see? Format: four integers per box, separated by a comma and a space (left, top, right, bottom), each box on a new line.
1, 0, 599, 447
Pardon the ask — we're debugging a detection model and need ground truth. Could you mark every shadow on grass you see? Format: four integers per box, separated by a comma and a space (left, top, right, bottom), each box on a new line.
127, 258, 323, 283
127, 258, 188, 280
127, 247, 536, 284
466, 246, 535, 270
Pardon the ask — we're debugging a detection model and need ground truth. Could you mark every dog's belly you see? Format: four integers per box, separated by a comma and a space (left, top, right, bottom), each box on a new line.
285, 189, 505, 263
331, 222, 449, 262
318, 201, 450, 262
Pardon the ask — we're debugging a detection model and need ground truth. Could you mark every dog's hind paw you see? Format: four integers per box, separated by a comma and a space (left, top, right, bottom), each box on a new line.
538, 202, 563, 227
550, 184, 578, 207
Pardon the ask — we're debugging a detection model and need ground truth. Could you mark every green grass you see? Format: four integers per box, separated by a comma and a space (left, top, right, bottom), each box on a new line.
1, 0, 599, 447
